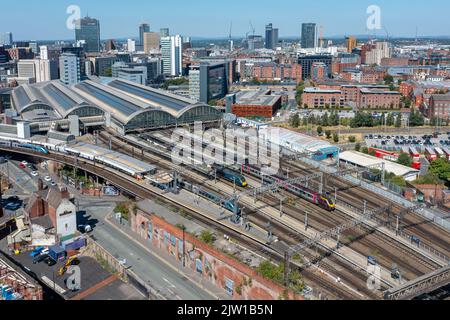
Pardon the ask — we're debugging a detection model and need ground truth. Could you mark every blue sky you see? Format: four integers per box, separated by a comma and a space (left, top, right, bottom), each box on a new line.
1, 0, 449, 40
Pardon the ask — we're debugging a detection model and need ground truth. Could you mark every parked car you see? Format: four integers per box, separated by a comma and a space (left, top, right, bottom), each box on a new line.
368, 256, 378, 266
44, 256, 57, 266
31, 171, 39, 177
19, 161, 28, 169
44, 176, 52, 182
33, 254, 49, 265
30, 247, 45, 258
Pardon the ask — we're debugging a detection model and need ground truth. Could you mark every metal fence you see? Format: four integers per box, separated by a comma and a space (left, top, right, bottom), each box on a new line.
337, 200, 450, 265
299, 157, 450, 232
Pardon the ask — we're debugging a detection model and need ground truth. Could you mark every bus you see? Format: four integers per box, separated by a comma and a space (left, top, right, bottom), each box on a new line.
425, 147, 437, 162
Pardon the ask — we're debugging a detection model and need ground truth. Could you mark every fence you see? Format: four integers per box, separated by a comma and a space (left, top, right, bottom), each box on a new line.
299, 157, 450, 232
337, 200, 450, 265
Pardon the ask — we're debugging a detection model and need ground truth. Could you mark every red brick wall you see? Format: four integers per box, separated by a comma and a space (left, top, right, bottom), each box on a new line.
131, 211, 302, 300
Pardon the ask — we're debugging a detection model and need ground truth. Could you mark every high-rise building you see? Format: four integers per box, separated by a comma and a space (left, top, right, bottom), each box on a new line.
127, 39, 136, 53
139, 23, 150, 46
39, 45, 61, 61
265, 23, 279, 50
161, 35, 183, 76
246, 35, 264, 51
75, 16, 101, 53
59, 53, 81, 85
62, 46, 86, 77
346, 36, 357, 53
301, 23, 317, 49
143, 32, 160, 53
160, 28, 170, 38
0, 32, 13, 46
189, 62, 228, 103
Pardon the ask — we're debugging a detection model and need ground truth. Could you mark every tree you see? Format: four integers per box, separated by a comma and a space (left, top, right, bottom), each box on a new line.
333, 133, 339, 143
397, 153, 412, 167
325, 130, 332, 139
348, 136, 356, 143
199, 230, 215, 245
384, 74, 394, 85
395, 115, 402, 128
429, 158, 450, 185
386, 113, 395, 127
355, 143, 361, 152
321, 112, 329, 126
317, 126, 323, 136
289, 114, 300, 128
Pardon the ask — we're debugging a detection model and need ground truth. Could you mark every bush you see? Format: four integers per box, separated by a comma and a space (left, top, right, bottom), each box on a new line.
355, 143, 361, 152
333, 133, 339, 143
348, 136, 356, 143
199, 230, 215, 245
317, 126, 323, 136
325, 130, 332, 139
115, 203, 130, 221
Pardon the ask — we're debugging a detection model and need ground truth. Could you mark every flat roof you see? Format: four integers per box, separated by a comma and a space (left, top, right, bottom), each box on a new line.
339, 151, 420, 178
235, 89, 281, 106
65, 142, 156, 175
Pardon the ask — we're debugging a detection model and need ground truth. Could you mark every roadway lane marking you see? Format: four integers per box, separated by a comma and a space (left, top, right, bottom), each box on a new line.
102, 212, 219, 300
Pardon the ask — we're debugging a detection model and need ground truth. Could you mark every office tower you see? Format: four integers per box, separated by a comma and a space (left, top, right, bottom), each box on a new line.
161, 35, 182, 76
189, 62, 228, 103
160, 28, 170, 38
301, 23, 317, 49
346, 36, 357, 53
265, 23, 279, 50
143, 32, 160, 53
127, 39, 136, 53
75, 16, 101, 53
139, 23, 150, 46
59, 53, 81, 85
0, 32, 13, 46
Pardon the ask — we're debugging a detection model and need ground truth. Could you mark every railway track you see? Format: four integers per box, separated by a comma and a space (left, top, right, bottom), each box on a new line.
284, 159, 450, 258
96, 132, 382, 299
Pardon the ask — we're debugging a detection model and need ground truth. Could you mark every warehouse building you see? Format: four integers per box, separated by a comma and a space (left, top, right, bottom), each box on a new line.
259, 127, 339, 161
339, 151, 420, 182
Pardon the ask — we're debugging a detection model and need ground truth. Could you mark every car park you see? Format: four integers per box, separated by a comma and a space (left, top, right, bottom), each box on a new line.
30, 247, 45, 258
33, 254, 49, 264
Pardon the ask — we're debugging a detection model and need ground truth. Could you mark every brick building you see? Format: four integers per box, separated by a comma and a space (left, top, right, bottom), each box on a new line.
251, 62, 302, 83
303, 85, 401, 109
428, 94, 450, 119
231, 89, 282, 118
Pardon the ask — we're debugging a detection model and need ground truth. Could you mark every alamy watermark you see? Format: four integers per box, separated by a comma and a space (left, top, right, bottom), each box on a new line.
66, 5, 81, 30
367, 5, 382, 31
171, 122, 280, 175
65, 265, 81, 291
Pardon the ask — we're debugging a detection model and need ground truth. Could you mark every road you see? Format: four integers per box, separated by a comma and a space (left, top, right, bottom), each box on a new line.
76, 198, 216, 300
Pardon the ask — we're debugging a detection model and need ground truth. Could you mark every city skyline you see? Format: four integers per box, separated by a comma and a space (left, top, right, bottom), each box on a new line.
2, 0, 450, 41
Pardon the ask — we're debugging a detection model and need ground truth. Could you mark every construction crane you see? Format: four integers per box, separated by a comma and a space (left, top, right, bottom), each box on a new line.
228, 21, 233, 52
249, 21, 255, 37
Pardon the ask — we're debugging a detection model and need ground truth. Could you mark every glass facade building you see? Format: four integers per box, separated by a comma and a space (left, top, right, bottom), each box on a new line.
75, 17, 101, 53
301, 23, 317, 49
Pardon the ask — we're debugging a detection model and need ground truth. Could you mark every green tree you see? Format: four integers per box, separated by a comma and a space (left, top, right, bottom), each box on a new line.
397, 153, 412, 167
317, 126, 323, 136
348, 136, 356, 143
321, 113, 329, 126
384, 74, 394, 85
395, 115, 402, 128
325, 130, 332, 139
386, 113, 395, 126
199, 230, 215, 245
355, 143, 361, 152
429, 158, 450, 185
333, 133, 339, 143
290, 114, 300, 128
